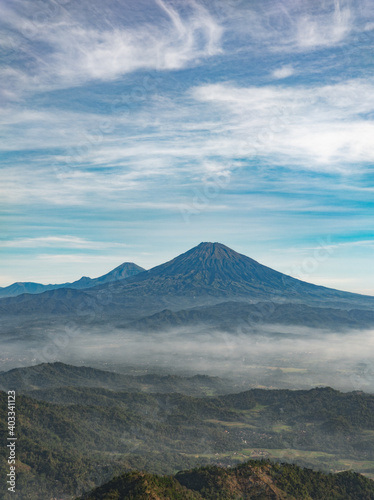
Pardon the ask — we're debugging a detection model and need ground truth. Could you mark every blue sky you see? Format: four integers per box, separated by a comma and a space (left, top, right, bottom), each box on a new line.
1, 0, 374, 294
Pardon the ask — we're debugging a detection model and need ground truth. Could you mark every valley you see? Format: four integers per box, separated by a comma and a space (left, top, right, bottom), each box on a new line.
1, 363, 374, 498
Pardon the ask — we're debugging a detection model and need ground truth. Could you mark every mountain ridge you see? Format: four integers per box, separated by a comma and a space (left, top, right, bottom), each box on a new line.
0, 361, 236, 396
126, 300, 374, 332
0, 242, 373, 325
79, 460, 374, 500
0, 261, 145, 298
93, 242, 373, 301
85, 242, 374, 318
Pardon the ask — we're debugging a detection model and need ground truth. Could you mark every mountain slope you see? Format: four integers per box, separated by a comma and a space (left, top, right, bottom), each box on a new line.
0, 242, 373, 322
79, 461, 374, 500
0, 362, 236, 396
79, 471, 201, 500
0, 262, 145, 298
127, 301, 374, 332
89, 242, 374, 308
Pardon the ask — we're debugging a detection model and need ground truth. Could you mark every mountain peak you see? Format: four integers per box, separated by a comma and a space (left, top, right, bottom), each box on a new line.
103, 262, 145, 281
196, 241, 227, 247
179, 241, 255, 270
118, 241, 285, 299
194, 241, 239, 256
170, 241, 258, 268
0, 261, 145, 299
111, 241, 368, 306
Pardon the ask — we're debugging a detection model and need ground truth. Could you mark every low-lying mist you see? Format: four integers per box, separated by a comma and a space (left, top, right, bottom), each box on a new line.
1, 324, 374, 393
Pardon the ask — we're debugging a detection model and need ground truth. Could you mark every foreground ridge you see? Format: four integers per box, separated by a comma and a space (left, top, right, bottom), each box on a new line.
79, 459, 374, 500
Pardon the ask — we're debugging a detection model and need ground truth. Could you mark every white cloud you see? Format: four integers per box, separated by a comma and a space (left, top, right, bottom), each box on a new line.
216, 0, 358, 55
364, 22, 374, 31
0, 0, 223, 95
192, 79, 374, 169
2, 77, 374, 214
218, 0, 370, 53
296, 2, 352, 49
2, 0, 365, 102
272, 65, 295, 79
0, 236, 129, 250
36, 254, 129, 263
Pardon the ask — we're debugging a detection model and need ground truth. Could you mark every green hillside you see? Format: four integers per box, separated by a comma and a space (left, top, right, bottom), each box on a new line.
1, 364, 374, 499
79, 460, 374, 500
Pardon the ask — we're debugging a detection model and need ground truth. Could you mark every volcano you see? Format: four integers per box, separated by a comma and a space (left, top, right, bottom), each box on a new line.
0, 242, 373, 327
94, 242, 372, 306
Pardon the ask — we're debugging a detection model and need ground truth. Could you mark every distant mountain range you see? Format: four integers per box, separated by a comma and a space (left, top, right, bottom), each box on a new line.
0, 262, 145, 298
1, 242, 373, 331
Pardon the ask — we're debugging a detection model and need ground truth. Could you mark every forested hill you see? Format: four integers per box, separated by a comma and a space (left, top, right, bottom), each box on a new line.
79, 460, 374, 500
2, 380, 374, 499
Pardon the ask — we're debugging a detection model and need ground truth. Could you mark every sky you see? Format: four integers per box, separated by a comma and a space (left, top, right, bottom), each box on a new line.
0, 0, 374, 294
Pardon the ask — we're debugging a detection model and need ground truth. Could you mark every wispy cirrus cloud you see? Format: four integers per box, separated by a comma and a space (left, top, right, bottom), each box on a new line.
0, 236, 129, 250
2, 0, 369, 102
3, 77, 374, 173
295, 0, 352, 49
2, 77, 374, 218
192, 79, 374, 169
0, 0, 223, 96
220, 0, 359, 53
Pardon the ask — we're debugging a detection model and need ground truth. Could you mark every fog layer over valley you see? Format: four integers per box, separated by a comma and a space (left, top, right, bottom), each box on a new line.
2, 325, 374, 393
1, 243, 374, 393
